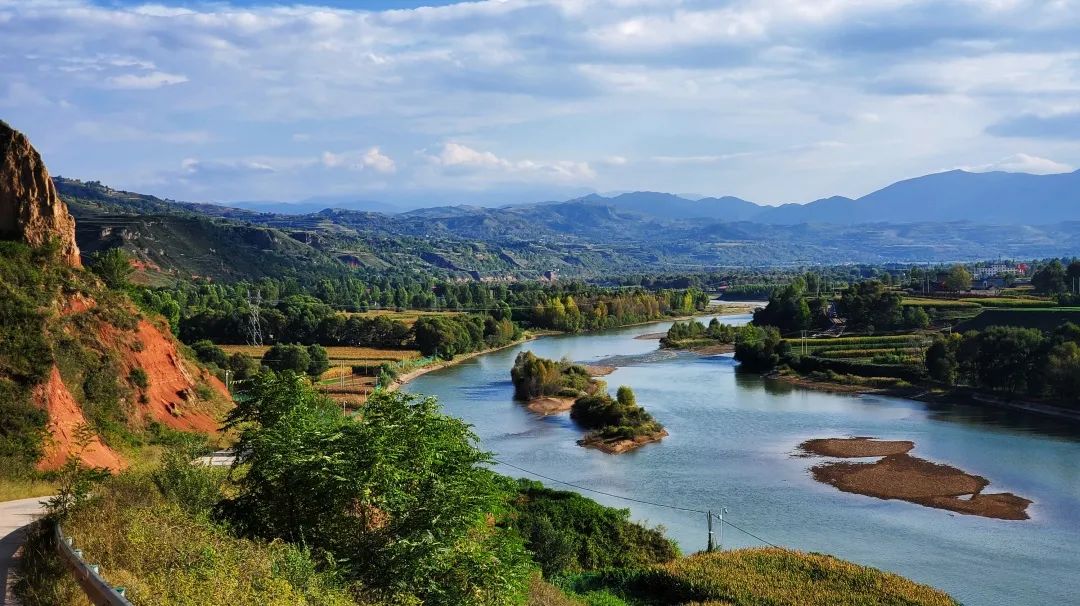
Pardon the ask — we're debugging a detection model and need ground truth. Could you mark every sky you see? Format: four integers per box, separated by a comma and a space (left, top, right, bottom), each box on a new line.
2, 0, 1080, 208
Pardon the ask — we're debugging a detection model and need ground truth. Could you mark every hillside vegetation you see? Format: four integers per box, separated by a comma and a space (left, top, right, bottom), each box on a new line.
18, 376, 955, 606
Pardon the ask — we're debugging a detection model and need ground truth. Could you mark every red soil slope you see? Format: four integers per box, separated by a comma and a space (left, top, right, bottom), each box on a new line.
104, 318, 229, 433
35, 366, 127, 472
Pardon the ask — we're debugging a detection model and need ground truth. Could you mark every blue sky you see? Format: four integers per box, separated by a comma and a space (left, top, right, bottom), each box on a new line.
2, 0, 1079, 207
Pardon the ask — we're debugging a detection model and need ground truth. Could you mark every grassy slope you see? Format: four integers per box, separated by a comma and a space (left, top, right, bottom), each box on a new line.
562, 549, 957, 606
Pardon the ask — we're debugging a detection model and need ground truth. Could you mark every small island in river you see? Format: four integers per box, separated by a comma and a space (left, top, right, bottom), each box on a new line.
800, 437, 1031, 520
510, 351, 666, 453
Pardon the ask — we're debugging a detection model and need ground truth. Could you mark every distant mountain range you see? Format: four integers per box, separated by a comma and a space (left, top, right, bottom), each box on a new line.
222, 168, 1080, 224
227, 196, 402, 215
565, 169, 1080, 224
54, 168, 1080, 282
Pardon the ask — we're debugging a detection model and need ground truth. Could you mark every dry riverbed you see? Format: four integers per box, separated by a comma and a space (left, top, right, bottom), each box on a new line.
800, 437, 1031, 520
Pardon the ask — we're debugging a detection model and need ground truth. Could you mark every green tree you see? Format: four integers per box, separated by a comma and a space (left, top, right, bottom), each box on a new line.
1033, 260, 1068, 294
305, 344, 330, 378
191, 339, 229, 368
90, 247, 134, 289
838, 281, 903, 330
261, 343, 311, 376
925, 336, 957, 385
1046, 341, 1080, 405
902, 305, 930, 329
221, 373, 532, 605
734, 325, 785, 372
944, 265, 972, 292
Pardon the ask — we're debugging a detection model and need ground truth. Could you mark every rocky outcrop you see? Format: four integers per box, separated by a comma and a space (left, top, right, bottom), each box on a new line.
0, 120, 81, 266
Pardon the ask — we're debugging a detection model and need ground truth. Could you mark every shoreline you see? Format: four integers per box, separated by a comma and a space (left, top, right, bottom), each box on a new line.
768, 371, 1080, 423
388, 334, 537, 393
578, 428, 669, 454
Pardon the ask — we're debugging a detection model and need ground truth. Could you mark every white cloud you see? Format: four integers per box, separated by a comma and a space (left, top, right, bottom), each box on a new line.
964, 153, 1074, 174
321, 148, 397, 173
3, 0, 1080, 203
106, 71, 188, 90
428, 142, 594, 181
361, 147, 396, 174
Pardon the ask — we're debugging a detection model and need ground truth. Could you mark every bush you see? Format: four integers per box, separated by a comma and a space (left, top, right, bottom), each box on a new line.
570, 387, 663, 440
129, 367, 149, 390
192, 339, 229, 368
505, 479, 677, 577
262, 343, 312, 376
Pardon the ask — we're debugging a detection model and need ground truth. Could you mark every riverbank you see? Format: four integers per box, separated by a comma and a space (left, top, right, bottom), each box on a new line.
388, 335, 536, 393
800, 437, 1032, 520
770, 370, 1080, 423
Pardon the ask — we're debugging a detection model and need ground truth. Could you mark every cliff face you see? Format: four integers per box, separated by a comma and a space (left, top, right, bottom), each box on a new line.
0, 120, 81, 266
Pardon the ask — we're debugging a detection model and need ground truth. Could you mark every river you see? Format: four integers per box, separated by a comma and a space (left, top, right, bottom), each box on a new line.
402, 314, 1080, 605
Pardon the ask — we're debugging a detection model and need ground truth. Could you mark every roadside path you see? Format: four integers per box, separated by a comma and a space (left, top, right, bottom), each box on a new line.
0, 497, 48, 606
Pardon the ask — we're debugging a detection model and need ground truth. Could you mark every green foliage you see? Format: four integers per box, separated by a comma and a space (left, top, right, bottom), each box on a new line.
152, 445, 223, 517
129, 366, 149, 390
228, 352, 259, 380
221, 373, 533, 605
511, 351, 594, 400
505, 479, 677, 578
89, 247, 135, 289
943, 265, 972, 292
838, 280, 904, 331
663, 318, 738, 347
1033, 259, 1068, 294
261, 343, 313, 376
193, 339, 230, 367
306, 343, 331, 377
733, 325, 786, 372
0, 380, 47, 470
570, 387, 663, 440
752, 279, 822, 333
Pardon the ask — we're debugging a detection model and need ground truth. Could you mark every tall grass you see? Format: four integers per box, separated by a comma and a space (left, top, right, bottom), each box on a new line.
560, 548, 957, 606
17, 469, 365, 606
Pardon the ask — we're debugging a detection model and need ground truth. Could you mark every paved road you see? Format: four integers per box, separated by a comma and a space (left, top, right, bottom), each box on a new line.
193, 450, 236, 467
0, 497, 48, 606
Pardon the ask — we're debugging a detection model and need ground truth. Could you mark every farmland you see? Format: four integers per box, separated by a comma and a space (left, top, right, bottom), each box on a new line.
219, 344, 425, 405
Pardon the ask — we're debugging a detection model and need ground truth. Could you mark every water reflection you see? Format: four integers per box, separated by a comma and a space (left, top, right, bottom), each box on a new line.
404, 315, 1080, 605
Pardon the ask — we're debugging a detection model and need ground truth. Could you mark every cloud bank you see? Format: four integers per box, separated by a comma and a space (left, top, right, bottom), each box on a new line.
1, 0, 1078, 205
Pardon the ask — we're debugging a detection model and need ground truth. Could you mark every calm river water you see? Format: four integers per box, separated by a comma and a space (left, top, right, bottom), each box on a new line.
403, 314, 1080, 605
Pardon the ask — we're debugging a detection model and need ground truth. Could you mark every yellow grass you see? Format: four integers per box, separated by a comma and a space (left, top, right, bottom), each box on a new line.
343, 309, 463, 327
0, 477, 55, 502
218, 344, 421, 363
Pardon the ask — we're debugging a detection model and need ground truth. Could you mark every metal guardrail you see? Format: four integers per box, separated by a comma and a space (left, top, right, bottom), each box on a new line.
54, 523, 133, 605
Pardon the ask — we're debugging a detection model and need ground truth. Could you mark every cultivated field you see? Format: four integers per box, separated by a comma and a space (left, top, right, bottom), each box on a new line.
218, 344, 420, 363
343, 309, 463, 327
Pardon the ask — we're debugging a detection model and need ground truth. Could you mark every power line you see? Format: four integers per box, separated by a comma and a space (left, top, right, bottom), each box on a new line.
493, 458, 707, 514
492, 458, 787, 550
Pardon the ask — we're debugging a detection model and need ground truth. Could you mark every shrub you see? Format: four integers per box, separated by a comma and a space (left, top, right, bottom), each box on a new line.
571, 387, 663, 440
505, 479, 677, 577
192, 339, 229, 368
129, 367, 149, 390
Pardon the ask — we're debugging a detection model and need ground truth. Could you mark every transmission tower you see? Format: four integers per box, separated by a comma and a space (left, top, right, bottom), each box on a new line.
247, 289, 264, 346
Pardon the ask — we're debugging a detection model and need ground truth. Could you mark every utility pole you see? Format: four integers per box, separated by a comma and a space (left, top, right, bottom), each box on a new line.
225, 369, 232, 393
706, 510, 714, 552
